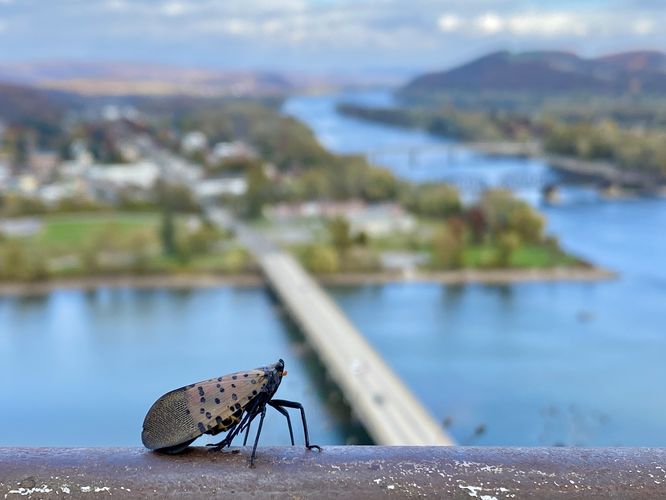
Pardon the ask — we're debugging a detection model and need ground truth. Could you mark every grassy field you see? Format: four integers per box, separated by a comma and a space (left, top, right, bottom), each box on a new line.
33, 213, 160, 253
0, 212, 254, 282
462, 244, 582, 269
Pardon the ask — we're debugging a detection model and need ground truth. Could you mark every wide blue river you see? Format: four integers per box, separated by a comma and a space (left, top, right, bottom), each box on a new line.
1, 90, 665, 447
285, 91, 666, 446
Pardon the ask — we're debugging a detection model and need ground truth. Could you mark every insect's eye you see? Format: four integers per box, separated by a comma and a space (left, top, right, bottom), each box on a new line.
282, 370, 288, 377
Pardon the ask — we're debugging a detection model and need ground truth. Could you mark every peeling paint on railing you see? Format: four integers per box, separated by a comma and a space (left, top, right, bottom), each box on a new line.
1, 447, 666, 498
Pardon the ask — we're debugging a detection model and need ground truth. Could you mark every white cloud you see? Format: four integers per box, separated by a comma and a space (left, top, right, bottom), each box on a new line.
507, 12, 587, 36
442, 11, 591, 37
161, 1, 188, 17
104, 0, 129, 12
476, 12, 504, 34
438, 14, 461, 32
633, 18, 654, 35
3, 0, 666, 71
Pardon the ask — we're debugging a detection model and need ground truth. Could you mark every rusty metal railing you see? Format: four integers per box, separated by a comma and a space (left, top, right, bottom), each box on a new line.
1, 446, 665, 498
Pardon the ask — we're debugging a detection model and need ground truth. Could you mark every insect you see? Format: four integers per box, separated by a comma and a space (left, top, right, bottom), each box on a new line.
141, 359, 321, 466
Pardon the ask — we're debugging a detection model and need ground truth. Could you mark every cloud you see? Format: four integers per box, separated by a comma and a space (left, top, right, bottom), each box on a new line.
1, 0, 666, 71
103, 0, 129, 12
505, 12, 588, 36
476, 12, 504, 34
437, 14, 461, 33
161, 1, 188, 17
633, 18, 655, 35
438, 10, 590, 37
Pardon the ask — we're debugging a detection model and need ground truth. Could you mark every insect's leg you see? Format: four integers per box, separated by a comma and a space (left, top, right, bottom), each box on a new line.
249, 405, 267, 467
270, 399, 321, 451
268, 400, 295, 445
243, 420, 252, 446
208, 404, 258, 450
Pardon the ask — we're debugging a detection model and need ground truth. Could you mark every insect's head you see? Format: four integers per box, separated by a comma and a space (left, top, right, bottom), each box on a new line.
276, 358, 287, 378
262, 359, 287, 396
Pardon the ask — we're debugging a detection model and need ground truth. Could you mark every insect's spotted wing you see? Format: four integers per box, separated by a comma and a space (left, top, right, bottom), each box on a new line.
186, 369, 269, 435
142, 369, 269, 451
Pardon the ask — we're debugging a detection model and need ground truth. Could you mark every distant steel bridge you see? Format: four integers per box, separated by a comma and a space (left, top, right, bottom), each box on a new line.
365, 141, 540, 168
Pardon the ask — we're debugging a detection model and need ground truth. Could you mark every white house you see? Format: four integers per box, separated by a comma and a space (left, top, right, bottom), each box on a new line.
193, 177, 247, 199
181, 131, 208, 154
210, 141, 256, 162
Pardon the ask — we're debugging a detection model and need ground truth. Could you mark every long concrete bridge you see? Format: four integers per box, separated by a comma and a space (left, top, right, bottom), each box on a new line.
209, 208, 454, 446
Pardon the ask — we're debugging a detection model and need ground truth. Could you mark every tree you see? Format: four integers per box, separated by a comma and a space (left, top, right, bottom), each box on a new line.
404, 184, 462, 218
328, 216, 352, 257
0, 241, 49, 281
496, 231, 520, 267
466, 206, 487, 243
302, 245, 339, 274
155, 181, 200, 213
160, 207, 177, 256
243, 164, 270, 219
508, 204, 544, 244
432, 224, 464, 269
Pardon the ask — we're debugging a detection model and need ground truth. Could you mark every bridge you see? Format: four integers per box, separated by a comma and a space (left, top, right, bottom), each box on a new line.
209, 208, 453, 446
365, 141, 540, 168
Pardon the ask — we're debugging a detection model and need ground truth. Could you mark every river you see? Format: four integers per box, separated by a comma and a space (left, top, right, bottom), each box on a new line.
1, 90, 665, 448
284, 90, 666, 446
0, 287, 367, 446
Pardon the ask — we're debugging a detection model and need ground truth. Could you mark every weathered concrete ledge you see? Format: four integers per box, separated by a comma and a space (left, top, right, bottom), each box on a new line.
1, 447, 665, 499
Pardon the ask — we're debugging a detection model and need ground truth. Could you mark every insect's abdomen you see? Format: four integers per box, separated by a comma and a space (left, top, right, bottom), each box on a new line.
142, 388, 199, 451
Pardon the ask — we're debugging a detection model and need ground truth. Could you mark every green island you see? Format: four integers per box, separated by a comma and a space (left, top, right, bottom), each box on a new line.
279, 187, 584, 275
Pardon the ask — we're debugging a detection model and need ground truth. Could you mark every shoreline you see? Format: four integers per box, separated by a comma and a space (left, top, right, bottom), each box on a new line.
0, 266, 616, 296
318, 267, 616, 285
337, 107, 666, 191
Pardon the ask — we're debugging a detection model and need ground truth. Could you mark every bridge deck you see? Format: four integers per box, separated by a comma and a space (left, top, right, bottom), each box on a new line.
216, 212, 453, 446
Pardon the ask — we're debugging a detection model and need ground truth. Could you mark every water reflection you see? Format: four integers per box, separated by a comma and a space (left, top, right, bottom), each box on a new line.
0, 286, 360, 446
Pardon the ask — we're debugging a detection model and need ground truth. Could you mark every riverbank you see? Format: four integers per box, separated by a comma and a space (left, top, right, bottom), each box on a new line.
0, 266, 616, 296
318, 266, 616, 285
335, 101, 666, 192
545, 154, 666, 192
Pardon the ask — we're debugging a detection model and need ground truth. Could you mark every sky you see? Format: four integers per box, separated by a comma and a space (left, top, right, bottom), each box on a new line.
1, 0, 666, 76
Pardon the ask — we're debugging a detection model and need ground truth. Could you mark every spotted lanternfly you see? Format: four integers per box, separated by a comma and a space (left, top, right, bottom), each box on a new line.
142, 359, 321, 466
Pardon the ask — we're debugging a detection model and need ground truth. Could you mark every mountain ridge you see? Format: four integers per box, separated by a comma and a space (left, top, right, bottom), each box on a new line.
402, 50, 666, 95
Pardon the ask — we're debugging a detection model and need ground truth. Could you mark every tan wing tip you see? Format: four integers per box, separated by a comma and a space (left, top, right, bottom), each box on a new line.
141, 389, 199, 451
